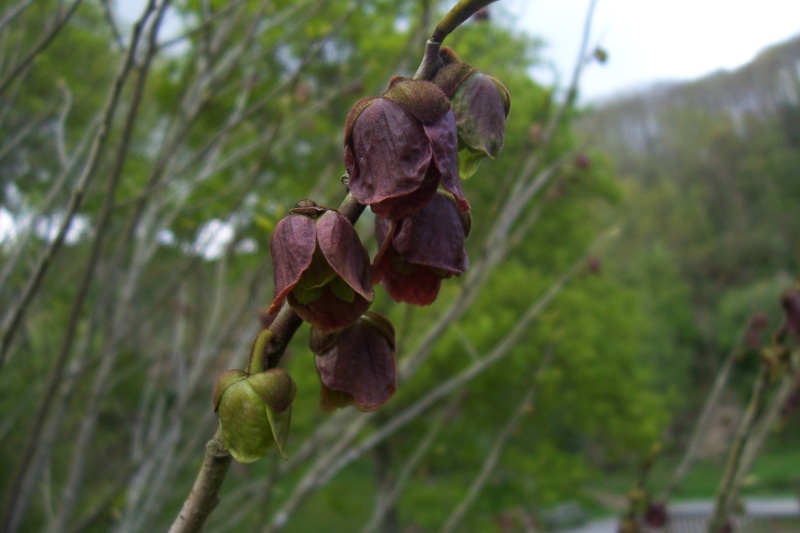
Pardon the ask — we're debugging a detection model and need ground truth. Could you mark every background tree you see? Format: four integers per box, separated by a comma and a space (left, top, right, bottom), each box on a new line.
0, 1, 692, 531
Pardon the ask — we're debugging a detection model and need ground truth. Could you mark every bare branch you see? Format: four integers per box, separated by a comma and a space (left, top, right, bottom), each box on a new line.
0, 0, 84, 96
440, 355, 551, 533
0, 3, 162, 530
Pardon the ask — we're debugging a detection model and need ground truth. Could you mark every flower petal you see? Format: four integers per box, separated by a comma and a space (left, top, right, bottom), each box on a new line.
315, 211, 373, 301
268, 214, 317, 314
424, 110, 469, 211
391, 193, 468, 274
347, 99, 433, 209
379, 265, 444, 306
313, 316, 397, 411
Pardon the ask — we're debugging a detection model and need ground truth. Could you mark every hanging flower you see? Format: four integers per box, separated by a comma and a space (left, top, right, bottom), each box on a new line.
433, 47, 510, 179
311, 312, 397, 412
373, 192, 470, 306
268, 201, 373, 331
344, 77, 469, 219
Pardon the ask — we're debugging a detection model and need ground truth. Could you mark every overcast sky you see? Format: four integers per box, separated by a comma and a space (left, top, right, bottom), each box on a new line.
500, 0, 800, 102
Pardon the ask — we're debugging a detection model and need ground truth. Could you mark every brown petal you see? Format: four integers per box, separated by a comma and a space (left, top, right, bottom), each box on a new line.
424, 110, 470, 211
432, 61, 476, 98
313, 317, 397, 411
391, 193, 468, 274
343, 96, 378, 146
368, 164, 440, 220
347, 99, 433, 210
452, 72, 508, 158
268, 214, 317, 314
315, 211, 373, 301
380, 265, 444, 306
383, 78, 451, 124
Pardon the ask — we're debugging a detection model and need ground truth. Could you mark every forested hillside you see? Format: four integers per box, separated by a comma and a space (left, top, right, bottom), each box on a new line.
578, 34, 800, 389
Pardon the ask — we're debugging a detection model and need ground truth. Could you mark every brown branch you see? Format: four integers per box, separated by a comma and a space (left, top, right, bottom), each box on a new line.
440, 355, 551, 533
169, 432, 234, 533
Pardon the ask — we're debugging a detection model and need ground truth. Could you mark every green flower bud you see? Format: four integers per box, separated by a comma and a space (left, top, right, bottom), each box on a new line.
213, 367, 297, 463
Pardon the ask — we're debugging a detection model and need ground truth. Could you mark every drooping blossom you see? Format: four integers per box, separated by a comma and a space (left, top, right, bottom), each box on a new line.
344, 77, 469, 219
268, 201, 373, 331
311, 312, 397, 412
433, 47, 510, 178
373, 192, 470, 306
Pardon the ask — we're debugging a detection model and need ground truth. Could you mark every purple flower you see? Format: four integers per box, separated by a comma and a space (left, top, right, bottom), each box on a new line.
373, 192, 470, 306
344, 77, 469, 219
311, 312, 397, 412
433, 48, 510, 178
268, 201, 373, 331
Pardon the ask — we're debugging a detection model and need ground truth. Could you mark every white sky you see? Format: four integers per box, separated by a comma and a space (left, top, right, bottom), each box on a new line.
501, 0, 800, 101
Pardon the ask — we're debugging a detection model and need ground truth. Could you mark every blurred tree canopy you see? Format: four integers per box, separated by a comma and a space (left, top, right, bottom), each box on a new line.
579, 35, 800, 387
0, 1, 685, 531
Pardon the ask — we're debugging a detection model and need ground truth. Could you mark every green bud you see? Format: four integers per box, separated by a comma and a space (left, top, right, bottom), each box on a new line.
214, 368, 297, 463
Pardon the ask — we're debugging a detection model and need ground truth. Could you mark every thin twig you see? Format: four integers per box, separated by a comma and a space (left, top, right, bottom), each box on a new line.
0, 0, 84, 96
661, 318, 750, 502
706, 363, 774, 533
0, 1, 154, 368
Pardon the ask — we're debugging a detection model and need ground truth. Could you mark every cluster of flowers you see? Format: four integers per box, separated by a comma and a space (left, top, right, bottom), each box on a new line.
214, 49, 509, 463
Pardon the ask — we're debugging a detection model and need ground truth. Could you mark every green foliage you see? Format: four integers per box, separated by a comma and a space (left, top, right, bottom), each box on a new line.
0, 1, 704, 532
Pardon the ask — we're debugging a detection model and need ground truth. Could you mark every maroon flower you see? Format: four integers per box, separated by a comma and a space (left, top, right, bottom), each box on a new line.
780, 288, 800, 339
643, 501, 669, 528
373, 192, 470, 306
268, 201, 373, 331
343, 77, 469, 219
311, 312, 397, 412
433, 49, 510, 178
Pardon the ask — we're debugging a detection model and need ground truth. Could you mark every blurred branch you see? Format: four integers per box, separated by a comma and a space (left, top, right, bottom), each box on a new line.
0, 0, 84, 96
707, 363, 775, 533
360, 398, 458, 533
0, 3, 162, 531
0, 0, 34, 33
0, 0, 156, 369
45, 2, 171, 528
440, 355, 551, 533
99, 0, 125, 51
661, 318, 749, 501
734, 365, 798, 490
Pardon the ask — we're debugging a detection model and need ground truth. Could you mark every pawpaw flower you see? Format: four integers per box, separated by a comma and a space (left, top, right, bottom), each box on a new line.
433, 47, 510, 179
373, 192, 470, 306
344, 77, 469, 220
311, 312, 397, 412
268, 201, 373, 331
